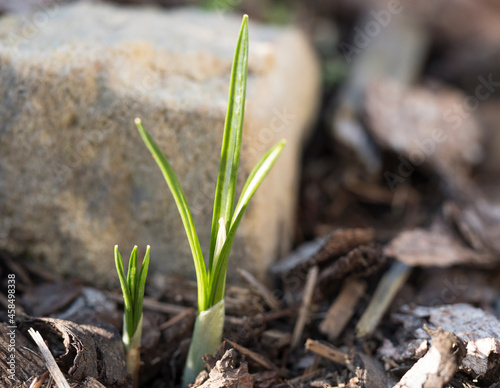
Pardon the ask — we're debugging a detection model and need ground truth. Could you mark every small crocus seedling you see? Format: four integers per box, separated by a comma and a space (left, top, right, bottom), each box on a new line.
135, 15, 285, 386
114, 245, 151, 385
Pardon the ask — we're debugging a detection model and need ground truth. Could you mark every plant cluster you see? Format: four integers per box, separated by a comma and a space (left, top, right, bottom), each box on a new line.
115, 15, 285, 387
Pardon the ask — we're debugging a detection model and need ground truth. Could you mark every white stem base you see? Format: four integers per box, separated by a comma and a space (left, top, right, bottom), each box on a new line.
123, 314, 143, 384
182, 300, 225, 387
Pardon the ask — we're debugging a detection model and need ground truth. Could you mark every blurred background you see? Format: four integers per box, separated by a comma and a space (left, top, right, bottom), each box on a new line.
1, 2, 500, 386
2, 0, 500, 247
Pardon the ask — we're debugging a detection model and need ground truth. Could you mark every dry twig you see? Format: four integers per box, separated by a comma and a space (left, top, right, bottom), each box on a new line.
291, 266, 319, 348
356, 261, 412, 337
305, 339, 347, 366
320, 278, 367, 341
28, 328, 70, 388
237, 268, 282, 310
225, 339, 285, 377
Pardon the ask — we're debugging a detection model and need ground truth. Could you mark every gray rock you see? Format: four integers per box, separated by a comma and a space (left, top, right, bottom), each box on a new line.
0, 2, 320, 286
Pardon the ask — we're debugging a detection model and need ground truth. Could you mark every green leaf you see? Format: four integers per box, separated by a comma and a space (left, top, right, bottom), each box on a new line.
232, 140, 286, 225
135, 118, 208, 312
114, 246, 134, 337
115, 246, 131, 311
207, 208, 245, 306
134, 245, 150, 331
208, 140, 285, 306
208, 15, 249, 277
127, 246, 139, 307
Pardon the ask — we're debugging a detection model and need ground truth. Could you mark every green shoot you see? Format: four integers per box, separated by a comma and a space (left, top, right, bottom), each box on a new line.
135, 14, 286, 386
114, 245, 151, 384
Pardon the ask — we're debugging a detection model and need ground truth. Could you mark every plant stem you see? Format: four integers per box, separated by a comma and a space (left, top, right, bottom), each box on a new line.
123, 313, 143, 387
182, 300, 225, 387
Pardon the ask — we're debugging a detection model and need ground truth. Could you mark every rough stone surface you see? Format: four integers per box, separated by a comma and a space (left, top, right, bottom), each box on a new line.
0, 3, 319, 286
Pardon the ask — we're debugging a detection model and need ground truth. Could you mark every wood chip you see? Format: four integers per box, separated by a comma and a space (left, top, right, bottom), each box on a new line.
271, 237, 328, 275
19, 317, 127, 385
272, 228, 374, 276
28, 328, 71, 388
0, 323, 46, 386
346, 351, 388, 388
394, 328, 466, 388
385, 227, 495, 267
309, 229, 375, 266
261, 329, 291, 349
319, 278, 367, 341
356, 261, 412, 338
305, 339, 347, 366
55, 288, 119, 328
366, 78, 483, 183
196, 348, 253, 388
409, 303, 500, 379
225, 339, 285, 377
237, 268, 282, 310
22, 281, 82, 316
445, 199, 500, 256
318, 243, 384, 287
291, 266, 319, 348
29, 371, 50, 388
